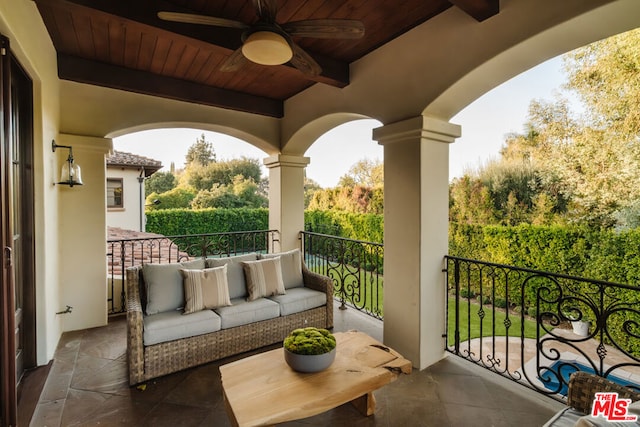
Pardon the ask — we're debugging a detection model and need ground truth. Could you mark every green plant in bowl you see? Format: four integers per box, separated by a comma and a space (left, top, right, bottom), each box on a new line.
284, 327, 336, 355
283, 327, 337, 372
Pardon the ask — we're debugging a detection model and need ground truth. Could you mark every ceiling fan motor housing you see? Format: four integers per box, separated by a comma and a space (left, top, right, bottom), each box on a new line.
241, 24, 293, 65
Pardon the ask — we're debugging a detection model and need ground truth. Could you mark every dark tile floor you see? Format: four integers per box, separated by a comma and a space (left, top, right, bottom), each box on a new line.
29, 308, 563, 426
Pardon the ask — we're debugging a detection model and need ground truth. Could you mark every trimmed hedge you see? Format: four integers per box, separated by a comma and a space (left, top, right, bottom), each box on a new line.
146, 210, 640, 287
146, 210, 640, 288
146, 208, 269, 236
448, 222, 640, 283
145, 208, 387, 243
449, 223, 640, 354
304, 210, 383, 243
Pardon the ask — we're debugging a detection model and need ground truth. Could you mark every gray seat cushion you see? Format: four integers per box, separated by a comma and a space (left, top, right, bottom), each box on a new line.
267, 287, 327, 316
214, 297, 280, 329
142, 259, 206, 315
543, 408, 585, 427
206, 253, 258, 299
143, 309, 221, 346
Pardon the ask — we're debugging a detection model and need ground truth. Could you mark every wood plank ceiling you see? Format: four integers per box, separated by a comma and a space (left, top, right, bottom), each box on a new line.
35, 0, 499, 117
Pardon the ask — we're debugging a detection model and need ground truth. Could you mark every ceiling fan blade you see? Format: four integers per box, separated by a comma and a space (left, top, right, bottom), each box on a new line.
289, 43, 322, 76
283, 19, 365, 39
220, 47, 248, 72
157, 12, 249, 30
254, 0, 279, 23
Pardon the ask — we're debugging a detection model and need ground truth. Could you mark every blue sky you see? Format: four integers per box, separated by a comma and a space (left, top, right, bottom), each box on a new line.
114, 54, 572, 187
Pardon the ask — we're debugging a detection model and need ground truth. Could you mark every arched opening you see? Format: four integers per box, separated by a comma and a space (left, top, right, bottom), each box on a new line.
109, 127, 270, 232
304, 119, 382, 190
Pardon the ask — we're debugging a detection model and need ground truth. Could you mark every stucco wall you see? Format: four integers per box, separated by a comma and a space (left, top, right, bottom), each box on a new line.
106, 167, 144, 232
0, 0, 63, 364
57, 134, 112, 332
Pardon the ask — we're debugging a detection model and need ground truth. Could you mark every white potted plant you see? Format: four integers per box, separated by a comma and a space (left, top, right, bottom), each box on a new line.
571, 320, 591, 337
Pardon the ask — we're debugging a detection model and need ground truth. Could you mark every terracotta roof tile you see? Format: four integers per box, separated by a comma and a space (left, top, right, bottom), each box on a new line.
107, 150, 162, 171
107, 227, 192, 276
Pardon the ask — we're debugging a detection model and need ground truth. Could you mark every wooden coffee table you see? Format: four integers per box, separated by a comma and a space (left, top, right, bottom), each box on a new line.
219, 330, 412, 427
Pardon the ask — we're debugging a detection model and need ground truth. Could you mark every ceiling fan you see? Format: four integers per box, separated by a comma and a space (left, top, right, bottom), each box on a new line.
157, 0, 365, 76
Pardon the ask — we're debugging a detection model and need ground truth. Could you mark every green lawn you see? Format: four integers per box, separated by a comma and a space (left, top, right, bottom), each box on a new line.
308, 262, 383, 317
447, 297, 539, 346
308, 261, 540, 343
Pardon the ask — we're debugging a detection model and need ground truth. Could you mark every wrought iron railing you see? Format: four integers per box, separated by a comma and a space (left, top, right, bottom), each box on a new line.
106, 230, 278, 315
300, 231, 383, 319
445, 255, 640, 401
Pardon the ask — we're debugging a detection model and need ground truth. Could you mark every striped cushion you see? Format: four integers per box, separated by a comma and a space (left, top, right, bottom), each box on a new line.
241, 257, 286, 301
260, 249, 304, 289
142, 258, 206, 315
180, 265, 231, 314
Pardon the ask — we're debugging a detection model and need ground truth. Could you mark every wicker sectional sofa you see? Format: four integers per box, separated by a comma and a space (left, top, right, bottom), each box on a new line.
126, 249, 333, 385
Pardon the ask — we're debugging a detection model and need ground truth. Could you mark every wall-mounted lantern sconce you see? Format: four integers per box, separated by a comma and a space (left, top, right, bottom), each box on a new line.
52, 140, 83, 187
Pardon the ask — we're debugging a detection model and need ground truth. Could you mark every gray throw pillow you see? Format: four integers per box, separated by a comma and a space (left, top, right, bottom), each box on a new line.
143, 258, 205, 315
206, 253, 258, 299
260, 249, 304, 289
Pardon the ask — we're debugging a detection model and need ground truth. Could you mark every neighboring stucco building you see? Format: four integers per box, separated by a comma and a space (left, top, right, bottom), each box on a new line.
106, 151, 162, 232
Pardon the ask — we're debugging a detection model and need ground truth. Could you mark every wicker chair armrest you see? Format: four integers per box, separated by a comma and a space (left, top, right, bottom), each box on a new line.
568, 371, 640, 414
126, 266, 145, 385
302, 264, 334, 329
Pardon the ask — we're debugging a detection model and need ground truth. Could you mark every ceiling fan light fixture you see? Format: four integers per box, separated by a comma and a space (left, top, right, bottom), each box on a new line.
242, 31, 292, 65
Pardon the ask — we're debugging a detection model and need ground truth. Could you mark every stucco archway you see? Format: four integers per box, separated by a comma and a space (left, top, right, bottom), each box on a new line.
373, 0, 640, 370
106, 122, 274, 157
282, 113, 373, 156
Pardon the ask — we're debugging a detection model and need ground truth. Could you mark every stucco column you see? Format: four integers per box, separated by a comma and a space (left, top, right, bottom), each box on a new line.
374, 115, 460, 369
56, 134, 112, 332
264, 154, 310, 252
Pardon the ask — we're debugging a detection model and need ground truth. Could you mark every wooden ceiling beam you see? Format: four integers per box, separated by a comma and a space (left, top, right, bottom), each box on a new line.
57, 54, 284, 117
58, 0, 350, 87
449, 0, 499, 22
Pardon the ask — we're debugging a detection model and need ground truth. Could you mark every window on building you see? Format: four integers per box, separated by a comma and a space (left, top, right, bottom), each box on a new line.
107, 178, 123, 208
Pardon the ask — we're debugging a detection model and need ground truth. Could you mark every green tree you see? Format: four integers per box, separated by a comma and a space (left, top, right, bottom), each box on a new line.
461, 28, 640, 228
449, 175, 496, 224
230, 175, 268, 208
565, 28, 640, 138
186, 157, 262, 191
185, 133, 216, 166
190, 176, 267, 209
307, 185, 383, 214
558, 28, 640, 226
146, 187, 197, 210
531, 193, 558, 226
145, 171, 177, 196
191, 186, 241, 209
338, 158, 383, 188
304, 177, 322, 208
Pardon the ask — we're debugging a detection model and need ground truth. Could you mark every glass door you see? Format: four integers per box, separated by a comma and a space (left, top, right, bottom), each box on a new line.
1, 34, 35, 427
